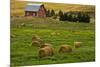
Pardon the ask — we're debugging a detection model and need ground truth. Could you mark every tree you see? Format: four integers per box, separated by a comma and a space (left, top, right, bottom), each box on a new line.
77, 12, 83, 22
59, 10, 64, 21
77, 12, 90, 23
46, 9, 51, 17
58, 11, 90, 23
51, 9, 55, 16
58, 10, 63, 16
83, 14, 90, 23
67, 14, 73, 21
72, 15, 78, 22
63, 12, 68, 21
45, 9, 48, 17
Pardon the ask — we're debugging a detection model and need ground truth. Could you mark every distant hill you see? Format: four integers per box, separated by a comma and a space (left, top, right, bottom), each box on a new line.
11, 0, 95, 17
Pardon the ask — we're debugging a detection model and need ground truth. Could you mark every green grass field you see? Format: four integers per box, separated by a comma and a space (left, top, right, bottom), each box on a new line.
11, 17, 95, 66
11, 0, 95, 67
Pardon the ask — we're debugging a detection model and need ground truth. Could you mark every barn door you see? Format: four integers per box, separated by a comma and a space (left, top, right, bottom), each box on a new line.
32, 13, 37, 16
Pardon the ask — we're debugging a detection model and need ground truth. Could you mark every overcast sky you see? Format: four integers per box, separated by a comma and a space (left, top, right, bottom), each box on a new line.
19, 0, 96, 5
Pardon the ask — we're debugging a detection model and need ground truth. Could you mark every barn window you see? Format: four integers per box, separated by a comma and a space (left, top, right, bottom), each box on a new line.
33, 13, 36, 16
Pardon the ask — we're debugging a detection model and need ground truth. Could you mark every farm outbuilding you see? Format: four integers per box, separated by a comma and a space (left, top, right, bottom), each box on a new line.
25, 3, 46, 17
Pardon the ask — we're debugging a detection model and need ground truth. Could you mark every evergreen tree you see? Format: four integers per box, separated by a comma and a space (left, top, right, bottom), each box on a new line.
58, 11, 90, 23
59, 10, 63, 16
63, 12, 68, 21
45, 9, 48, 17
59, 13, 64, 21
46, 9, 51, 17
83, 14, 90, 23
59, 10, 64, 21
67, 14, 73, 21
86, 15, 90, 22
77, 12, 90, 23
51, 9, 55, 16
72, 15, 78, 22
77, 12, 83, 22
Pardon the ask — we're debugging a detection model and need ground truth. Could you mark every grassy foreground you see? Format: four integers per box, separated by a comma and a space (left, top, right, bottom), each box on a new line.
11, 17, 95, 66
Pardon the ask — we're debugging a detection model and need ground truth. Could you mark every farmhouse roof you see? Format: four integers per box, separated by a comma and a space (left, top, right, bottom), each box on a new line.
25, 3, 43, 12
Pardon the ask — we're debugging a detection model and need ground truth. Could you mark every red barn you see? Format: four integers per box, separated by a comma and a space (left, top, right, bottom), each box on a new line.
25, 3, 46, 17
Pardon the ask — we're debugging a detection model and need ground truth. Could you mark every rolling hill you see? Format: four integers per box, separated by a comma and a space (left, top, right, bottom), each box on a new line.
11, 0, 95, 16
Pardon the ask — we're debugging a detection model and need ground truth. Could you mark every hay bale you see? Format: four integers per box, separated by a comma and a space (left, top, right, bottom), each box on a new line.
59, 45, 72, 53
40, 43, 51, 48
32, 35, 41, 41
38, 46, 54, 58
51, 32, 60, 36
51, 32, 56, 36
56, 32, 60, 35
74, 41, 82, 48
32, 41, 41, 47
20, 23, 25, 27
10, 34, 16, 38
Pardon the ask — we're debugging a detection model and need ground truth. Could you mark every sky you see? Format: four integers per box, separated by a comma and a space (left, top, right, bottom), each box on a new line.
19, 0, 96, 5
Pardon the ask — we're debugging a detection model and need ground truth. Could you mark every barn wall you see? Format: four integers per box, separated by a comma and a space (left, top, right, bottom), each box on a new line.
37, 5, 46, 17
25, 11, 37, 17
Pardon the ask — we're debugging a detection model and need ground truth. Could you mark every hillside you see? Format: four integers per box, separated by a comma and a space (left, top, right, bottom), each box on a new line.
11, 0, 95, 16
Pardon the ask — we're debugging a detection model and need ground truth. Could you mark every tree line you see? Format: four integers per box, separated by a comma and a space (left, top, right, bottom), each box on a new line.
46, 9, 90, 23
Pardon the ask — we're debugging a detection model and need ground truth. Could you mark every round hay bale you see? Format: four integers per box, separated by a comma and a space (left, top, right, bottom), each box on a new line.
51, 32, 60, 36
32, 41, 40, 47
32, 35, 41, 41
20, 23, 25, 27
74, 41, 82, 48
56, 32, 60, 35
11, 34, 16, 38
40, 43, 51, 48
59, 45, 72, 53
38, 46, 54, 58
51, 32, 56, 36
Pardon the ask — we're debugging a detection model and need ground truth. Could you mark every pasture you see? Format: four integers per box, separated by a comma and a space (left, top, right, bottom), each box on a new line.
11, 0, 95, 66
11, 17, 95, 66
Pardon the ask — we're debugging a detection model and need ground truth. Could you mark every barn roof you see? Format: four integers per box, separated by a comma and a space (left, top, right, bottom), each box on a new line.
25, 3, 43, 12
